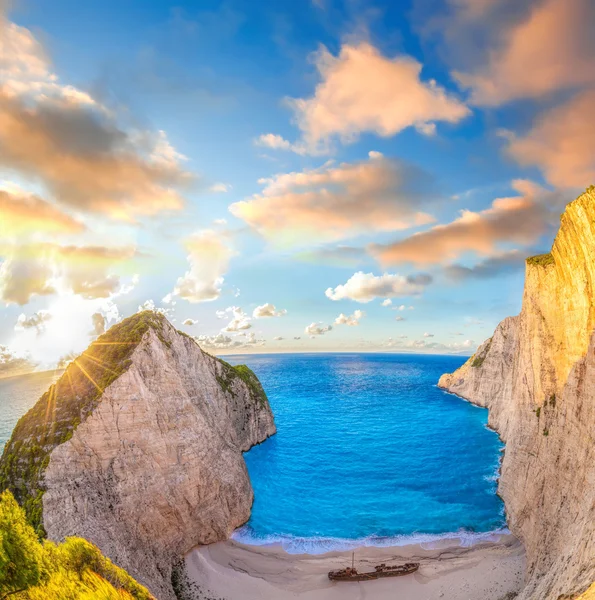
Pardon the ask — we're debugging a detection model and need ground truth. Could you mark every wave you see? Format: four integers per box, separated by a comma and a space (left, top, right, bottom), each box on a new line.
231, 526, 511, 555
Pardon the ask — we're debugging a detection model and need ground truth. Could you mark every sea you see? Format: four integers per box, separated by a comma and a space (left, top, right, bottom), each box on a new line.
0, 353, 506, 554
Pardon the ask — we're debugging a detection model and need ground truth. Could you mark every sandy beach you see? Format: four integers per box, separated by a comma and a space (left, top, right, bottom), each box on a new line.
185, 533, 525, 600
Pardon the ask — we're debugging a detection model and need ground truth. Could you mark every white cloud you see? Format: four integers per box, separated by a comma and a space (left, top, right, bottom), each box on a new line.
0, 344, 37, 378
273, 336, 284, 340
334, 309, 365, 326
325, 271, 432, 303
424, 332, 435, 337
395, 316, 405, 322
222, 306, 252, 332
172, 230, 235, 303
381, 299, 392, 307
286, 42, 470, 152
90, 312, 106, 337
229, 152, 435, 247
253, 303, 288, 318
15, 309, 52, 332
254, 133, 307, 155
138, 299, 173, 317
209, 183, 232, 193
183, 318, 198, 326
305, 322, 333, 335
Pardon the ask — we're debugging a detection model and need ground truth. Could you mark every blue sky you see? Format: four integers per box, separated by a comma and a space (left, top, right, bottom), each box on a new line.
0, 0, 593, 373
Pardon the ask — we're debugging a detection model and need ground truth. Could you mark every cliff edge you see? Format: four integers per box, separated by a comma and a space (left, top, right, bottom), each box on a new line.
0, 311, 276, 599
439, 186, 595, 600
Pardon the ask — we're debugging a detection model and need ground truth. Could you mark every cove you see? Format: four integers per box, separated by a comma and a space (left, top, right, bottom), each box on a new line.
225, 353, 506, 554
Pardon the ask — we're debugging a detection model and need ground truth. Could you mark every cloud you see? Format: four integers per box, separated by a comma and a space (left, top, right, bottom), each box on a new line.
0, 243, 138, 305
325, 271, 432, 303
424, 332, 434, 337
0, 344, 37, 379
90, 312, 106, 336
252, 303, 287, 318
334, 309, 365, 326
383, 335, 476, 354
273, 336, 284, 340
209, 183, 231, 193
173, 230, 235, 303
381, 299, 392, 307
254, 133, 307, 155
194, 331, 265, 350
444, 249, 527, 281
372, 180, 563, 266
395, 316, 405, 321
506, 90, 595, 188
230, 152, 435, 247
452, 0, 595, 106
138, 299, 173, 317
183, 318, 198, 326
0, 187, 85, 238
305, 322, 333, 335
286, 42, 469, 151
0, 14, 192, 221
15, 309, 52, 333
221, 306, 252, 332
293, 336, 301, 340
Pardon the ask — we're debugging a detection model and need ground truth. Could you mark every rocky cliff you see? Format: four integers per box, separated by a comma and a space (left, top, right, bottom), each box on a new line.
439, 186, 595, 600
0, 311, 276, 599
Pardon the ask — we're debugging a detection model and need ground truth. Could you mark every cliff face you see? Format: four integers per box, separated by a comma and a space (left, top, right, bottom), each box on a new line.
0, 312, 276, 600
439, 187, 595, 600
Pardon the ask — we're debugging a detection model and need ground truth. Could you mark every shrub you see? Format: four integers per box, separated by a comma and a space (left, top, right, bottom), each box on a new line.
0, 490, 153, 599
0, 490, 46, 598
526, 253, 555, 267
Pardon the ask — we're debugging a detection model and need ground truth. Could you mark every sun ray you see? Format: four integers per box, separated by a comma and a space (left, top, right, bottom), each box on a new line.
44, 383, 56, 424
64, 366, 77, 400
72, 359, 104, 395
80, 351, 120, 376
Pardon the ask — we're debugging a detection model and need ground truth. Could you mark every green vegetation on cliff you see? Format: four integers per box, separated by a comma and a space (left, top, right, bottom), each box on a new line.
526, 252, 555, 267
216, 360, 269, 408
0, 489, 153, 599
0, 311, 167, 535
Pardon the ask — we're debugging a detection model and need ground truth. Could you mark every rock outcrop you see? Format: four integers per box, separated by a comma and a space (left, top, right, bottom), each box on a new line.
0, 311, 276, 599
439, 186, 595, 600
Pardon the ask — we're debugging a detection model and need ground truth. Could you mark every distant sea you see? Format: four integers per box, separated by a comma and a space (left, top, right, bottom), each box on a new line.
0, 353, 506, 554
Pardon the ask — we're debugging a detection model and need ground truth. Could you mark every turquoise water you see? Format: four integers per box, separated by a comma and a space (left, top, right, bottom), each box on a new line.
0, 354, 506, 554
224, 353, 506, 553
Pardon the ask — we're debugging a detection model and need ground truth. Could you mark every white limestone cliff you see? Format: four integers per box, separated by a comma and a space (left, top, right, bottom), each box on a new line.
2, 313, 275, 599
439, 187, 595, 600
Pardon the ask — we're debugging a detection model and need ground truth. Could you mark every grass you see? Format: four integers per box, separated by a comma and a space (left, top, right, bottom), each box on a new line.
471, 338, 492, 368
526, 253, 555, 267
215, 360, 269, 408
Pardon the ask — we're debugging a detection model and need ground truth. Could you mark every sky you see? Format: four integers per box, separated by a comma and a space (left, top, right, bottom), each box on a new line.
0, 0, 594, 376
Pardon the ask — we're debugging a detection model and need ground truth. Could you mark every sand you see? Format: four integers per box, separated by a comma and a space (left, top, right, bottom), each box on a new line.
184, 533, 525, 600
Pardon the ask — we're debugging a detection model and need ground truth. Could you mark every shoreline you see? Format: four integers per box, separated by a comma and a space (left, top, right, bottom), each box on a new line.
185, 532, 525, 600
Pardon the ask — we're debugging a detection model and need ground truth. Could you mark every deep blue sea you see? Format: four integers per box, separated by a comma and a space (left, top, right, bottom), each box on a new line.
0, 353, 506, 554
224, 353, 506, 553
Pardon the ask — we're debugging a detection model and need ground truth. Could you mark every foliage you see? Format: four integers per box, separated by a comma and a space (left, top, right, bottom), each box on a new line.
215, 360, 269, 408
526, 253, 555, 267
471, 338, 492, 368
0, 490, 46, 598
0, 311, 167, 536
0, 491, 153, 600
535, 407, 541, 419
